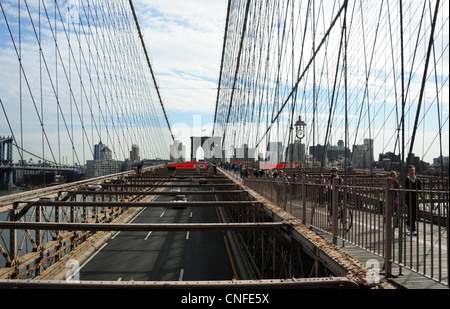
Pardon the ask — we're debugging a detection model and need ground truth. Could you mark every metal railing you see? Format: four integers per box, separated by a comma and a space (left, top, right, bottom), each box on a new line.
244, 175, 448, 286
0, 168, 162, 279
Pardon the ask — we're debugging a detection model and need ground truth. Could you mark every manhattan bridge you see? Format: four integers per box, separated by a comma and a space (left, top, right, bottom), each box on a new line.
0, 0, 448, 291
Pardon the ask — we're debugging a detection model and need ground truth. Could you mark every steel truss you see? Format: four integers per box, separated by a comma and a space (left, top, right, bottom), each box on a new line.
0, 166, 383, 288
220, 191, 333, 280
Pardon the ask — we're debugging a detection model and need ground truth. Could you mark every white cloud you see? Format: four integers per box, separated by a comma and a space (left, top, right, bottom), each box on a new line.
134, 0, 228, 117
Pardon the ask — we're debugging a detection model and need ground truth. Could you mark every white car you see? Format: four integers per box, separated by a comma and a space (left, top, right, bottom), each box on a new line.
169, 187, 181, 195
171, 195, 187, 208
87, 184, 102, 191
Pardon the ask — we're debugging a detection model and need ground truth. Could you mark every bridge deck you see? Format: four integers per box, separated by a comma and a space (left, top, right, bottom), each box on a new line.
314, 230, 448, 289
1, 167, 446, 289
237, 171, 448, 289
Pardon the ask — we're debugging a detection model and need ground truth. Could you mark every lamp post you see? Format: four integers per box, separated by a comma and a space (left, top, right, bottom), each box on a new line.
294, 116, 307, 170
294, 115, 307, 224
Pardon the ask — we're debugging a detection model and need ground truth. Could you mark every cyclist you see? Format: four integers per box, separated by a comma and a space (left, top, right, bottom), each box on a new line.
326, 167, 353, 231
327, 167, 344, 215
327, 167, 344, 188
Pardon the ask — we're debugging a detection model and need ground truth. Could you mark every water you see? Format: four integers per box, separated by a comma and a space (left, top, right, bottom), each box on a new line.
0, 188, 105, 273
0, 188, 25, 197
1, 187, 36, 270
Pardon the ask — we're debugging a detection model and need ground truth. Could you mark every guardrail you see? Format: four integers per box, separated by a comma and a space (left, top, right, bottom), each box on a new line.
244, 176, 448, 286
0, 167, 164, 279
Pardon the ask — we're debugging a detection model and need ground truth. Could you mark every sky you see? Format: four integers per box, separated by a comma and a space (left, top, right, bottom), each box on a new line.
0, 0, 229, 163
131, 0, 449, 164
133, 0, 229, 149
0, 0, 448, 165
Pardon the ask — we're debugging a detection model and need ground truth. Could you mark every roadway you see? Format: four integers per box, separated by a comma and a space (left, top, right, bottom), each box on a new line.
78, 183, 235, 282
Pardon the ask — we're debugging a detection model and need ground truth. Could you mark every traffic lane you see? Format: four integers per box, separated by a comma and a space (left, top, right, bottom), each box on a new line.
79, 183, 234, 281
181, 192, 235, 281
79, 192, 190, 281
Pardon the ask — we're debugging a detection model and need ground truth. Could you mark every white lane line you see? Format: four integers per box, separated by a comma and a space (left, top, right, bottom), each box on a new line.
160, 211, 165, 218
145, 231, 153, 240
117, 277, 122, 281
73, 242, 109, 277
186, 231, 190, 240
130, 208, 146, 223
178, 268, 184, 281
190, 211, 193, 218
113, 208, 147, 239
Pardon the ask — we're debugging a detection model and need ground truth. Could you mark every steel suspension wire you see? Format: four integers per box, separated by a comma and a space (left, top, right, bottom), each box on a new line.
128, 0, 174, 144
0, 0, 171, 177
406, 0, 441, 167
214, 0, 448, 171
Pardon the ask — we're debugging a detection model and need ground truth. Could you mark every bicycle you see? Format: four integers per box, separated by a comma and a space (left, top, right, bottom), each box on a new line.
327, 195, 353, 232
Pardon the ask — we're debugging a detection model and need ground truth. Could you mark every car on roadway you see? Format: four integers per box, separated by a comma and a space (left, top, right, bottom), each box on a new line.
171, 195, 187, 209
87, 185, 102, 191
169, 187, 181, 195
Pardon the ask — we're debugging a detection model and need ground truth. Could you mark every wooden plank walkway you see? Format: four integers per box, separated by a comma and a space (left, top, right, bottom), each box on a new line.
288, 200, 449, 289
314, 229, 448, 289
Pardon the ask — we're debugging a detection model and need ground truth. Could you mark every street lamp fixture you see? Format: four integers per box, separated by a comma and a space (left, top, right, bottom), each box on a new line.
294, 116, 307, 140
294, 115, 307, 175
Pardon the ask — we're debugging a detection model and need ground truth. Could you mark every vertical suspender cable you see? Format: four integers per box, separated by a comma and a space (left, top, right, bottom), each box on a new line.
406, 0, 440, 168
255, 0, 348, 150
222, 0, 252, 148
128, 0, 174, 142
213, 0, 232, 137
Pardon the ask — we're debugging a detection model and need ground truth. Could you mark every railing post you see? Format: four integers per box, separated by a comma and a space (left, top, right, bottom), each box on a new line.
8, 203, 18, 278
302, 177, 306, 225
332, 178, 339, 245
35, 204, 42, 277
384, 178, 393, 278
270, 179, 273, 202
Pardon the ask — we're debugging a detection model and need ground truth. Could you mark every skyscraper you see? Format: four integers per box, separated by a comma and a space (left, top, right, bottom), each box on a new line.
130, 144, 140, 162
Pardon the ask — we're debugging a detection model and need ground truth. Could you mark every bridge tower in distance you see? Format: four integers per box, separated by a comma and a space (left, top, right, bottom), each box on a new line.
0, 136, 15, 190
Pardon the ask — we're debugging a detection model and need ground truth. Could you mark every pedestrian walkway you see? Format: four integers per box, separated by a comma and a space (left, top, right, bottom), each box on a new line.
237, 172, 448, 289
290, 198, 449, 289
314, 229, 448, 289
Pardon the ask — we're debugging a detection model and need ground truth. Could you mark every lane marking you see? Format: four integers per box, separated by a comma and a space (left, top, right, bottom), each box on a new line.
215, 207, 239, 280
74, 242, 109, 277
186, 231, 190, 240
160, 211, 165, 218
145, 231, 153, 240
113, 208, 147, 239
178, 268, 184, 281
130, 208, 146, 222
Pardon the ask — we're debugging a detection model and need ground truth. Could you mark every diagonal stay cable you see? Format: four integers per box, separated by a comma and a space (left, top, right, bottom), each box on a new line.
221, 0, 252, 148
128, 0, 174, 142
406, 0, 440, 166
0, 2, 59, 166
255, 0, 348, 149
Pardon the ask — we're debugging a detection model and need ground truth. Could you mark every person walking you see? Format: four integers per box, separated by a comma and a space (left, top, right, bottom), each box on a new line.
276, 170, 289, 208
404, 165, 422, 236
390, 171, 401, 228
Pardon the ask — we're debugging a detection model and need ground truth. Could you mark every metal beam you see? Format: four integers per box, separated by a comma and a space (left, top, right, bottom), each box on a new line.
69, 190, 246, 196
0, 221, 285, 232
0, 277, 359, 289
100, 184, 238, 188
121, 178, 231, 182
18, 201, 259, 207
